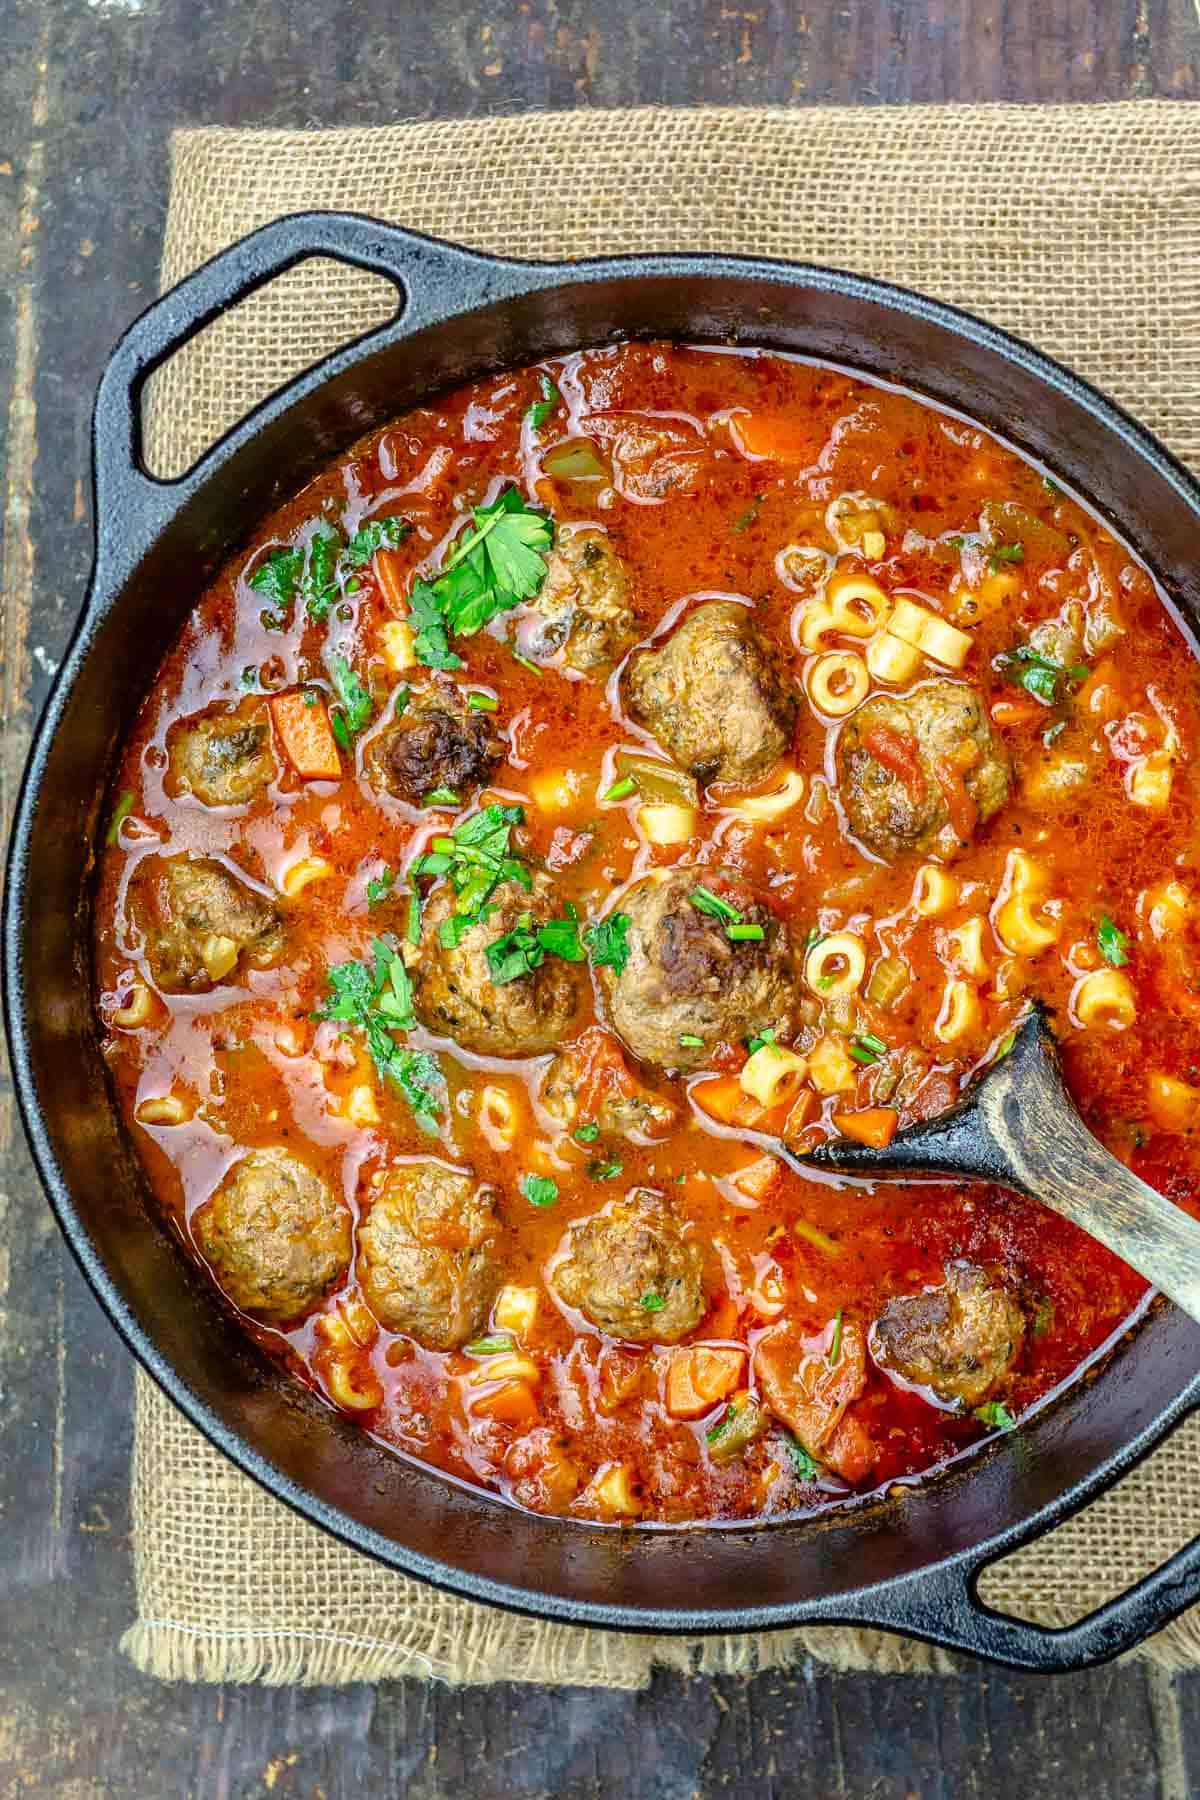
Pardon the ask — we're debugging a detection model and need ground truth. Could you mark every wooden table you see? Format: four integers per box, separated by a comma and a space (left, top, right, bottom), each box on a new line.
3, 4, 1200, 1793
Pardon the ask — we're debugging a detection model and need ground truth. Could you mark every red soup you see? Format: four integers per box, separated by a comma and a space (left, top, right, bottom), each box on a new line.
93, 342, 1200, 1525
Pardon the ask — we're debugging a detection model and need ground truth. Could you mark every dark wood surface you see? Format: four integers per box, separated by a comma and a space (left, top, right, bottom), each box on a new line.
3, 3, 1200, 1794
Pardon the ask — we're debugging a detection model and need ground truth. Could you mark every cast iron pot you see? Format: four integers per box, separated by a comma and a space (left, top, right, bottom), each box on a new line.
7, 213, 1200, 1673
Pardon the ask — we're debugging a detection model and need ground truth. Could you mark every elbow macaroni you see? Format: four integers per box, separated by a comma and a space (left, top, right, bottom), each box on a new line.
934, 979, 981, 1043
913, 864, 959, 918
1073, 968, 1137, 1030
993, 850, 1060, 955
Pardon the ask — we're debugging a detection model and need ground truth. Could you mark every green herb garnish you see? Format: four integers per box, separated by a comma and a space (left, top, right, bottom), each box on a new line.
974, 1400, 1016, 1431
781, 1433, 822, 1482
106, 790, 135, 846
746, 1028, 775, 1054
327, 652, 373, 740
989, 542, 1025, 570
465, 1333, 515, 1356
679, 1033, 705, 1048
639, 1292, 666, 1312
689, 885, 741, 926
405, 889, 422, 947
522, 1173, 559, 1208
602, 775, 637, 803
407, 487, 555, 670
485, 912, 585, 986
995, 644, 1089, 706
414, 802, 532, 931
527, 374, 561, 434
366, 867, 396, 910
314, 938, 443, 1131
587, 1158, 623, 1181
467, 692, 498, 712
1098, 914, 1130, 968
301, 522, 343, 622
343, 516, 409, 567
828, 1309, 843, 1366
248, 546, 304, 611
423, 787, 462, 808
726, 922, 764, 943
849, 1032, 887, 1066
585, 912, 632, 976
574, 1122, 600, 1144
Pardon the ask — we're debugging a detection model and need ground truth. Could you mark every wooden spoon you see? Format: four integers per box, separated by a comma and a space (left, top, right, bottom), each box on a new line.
792, 1007, 1200, 1325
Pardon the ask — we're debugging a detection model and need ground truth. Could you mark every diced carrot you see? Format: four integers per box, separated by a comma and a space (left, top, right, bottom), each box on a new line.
270, 691, 342, 780
990, 696, 1043, 728
374, 547, 408, 615
665, 1346, 746, 1420
691, 1075, 763, 1128
831, 1107, 899, 1149
732, 412, 817, 464
471, 1379, 539, 1428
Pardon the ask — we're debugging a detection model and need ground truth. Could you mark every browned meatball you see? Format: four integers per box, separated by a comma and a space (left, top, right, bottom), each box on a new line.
169, 705, 276, 806
193, 1148, 350, 1320
549, 1191, 704, 1343
835, 680, 1010, 862
596, 867, 803, 1073
134, 856, 285, 992
622, 601, 798, 786
410, 872, 586, 1056
357, 1162, 502, 1349
364, 679, 500, 806
525, 526, 638, 674
871, 1261, 1026, 1407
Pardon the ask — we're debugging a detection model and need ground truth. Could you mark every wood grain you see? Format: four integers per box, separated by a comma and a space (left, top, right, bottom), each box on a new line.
3, 2, 1200, 1795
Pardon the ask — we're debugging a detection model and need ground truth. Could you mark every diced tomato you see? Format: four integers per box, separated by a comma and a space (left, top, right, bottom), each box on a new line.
861, 724, 925, 803
665, 1346, 746, 1420
270, 690, 342, 780
932, 755, 978, 842
731, 412, 818, 464
754, 1316, 868, 1454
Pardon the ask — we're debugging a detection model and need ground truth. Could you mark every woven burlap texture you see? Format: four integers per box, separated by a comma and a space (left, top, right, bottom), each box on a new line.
126, 102, 1200, 1687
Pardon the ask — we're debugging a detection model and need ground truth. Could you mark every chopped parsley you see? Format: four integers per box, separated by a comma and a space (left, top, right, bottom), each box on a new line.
989, 542, 1025, 570
313, 938, 444, 1132
690, 884, 763, 945
423, 786, 462, 808
585, 912, 632, 976
343, 516, 409, 567
467, 691, 498, 712
1098, 914, 1130, 968
1042, 476, 1062, 496
248, 546, 303, 611
746, 1028, 775, 1053
574, 1122, 600, 1144
106, 789, 134, 846
527, 374, 561, 433
522, 1173, 559, 1208
974, 1400, 1016, 1431
587, 1158, 624, 1181
781, 1432, 822, 1482
414, 803, 532, 932
828, 1309, 843, 1366
485, 910, 585, 986
639, 1292, 666, 1312
366, 867, 396, 910
465, 1333, 515, 1356
405, 889, 422, 947
849, 1032, 887, 1065
406, 487, 555, 670
995, 644, 1089, 706
301, 522, 342, 621
732, 504, 760, 533
679, 1033, 705, 1048
326, 652, 373, 745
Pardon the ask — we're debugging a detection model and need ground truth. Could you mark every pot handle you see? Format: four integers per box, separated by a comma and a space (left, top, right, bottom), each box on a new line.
844, 1519, 1200, 1672
91, 212, 518, 556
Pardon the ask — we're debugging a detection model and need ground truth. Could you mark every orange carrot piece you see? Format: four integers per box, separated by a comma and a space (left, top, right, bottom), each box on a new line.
989, 696, 1043, 728
732, 412, 816, 464
270, 691, 342, 780
831, 1107, 899, 1149
374, 547, 408, 615
472, 1380, 539, 1428
691, 1075, 763, 1128
666, 1346, 746, 1420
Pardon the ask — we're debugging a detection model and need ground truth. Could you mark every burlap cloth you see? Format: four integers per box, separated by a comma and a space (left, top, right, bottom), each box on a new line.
124, 103, 1200, 1686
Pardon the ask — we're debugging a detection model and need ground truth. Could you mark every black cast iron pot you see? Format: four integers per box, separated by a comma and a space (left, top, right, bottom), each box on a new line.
7, 213, 1200, 1672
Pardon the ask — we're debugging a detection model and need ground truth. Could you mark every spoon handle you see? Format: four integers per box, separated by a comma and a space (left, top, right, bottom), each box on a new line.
977, 1025, 1200, 1323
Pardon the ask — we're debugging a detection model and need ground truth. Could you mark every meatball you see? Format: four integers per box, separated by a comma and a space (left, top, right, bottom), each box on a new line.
193, 1148, 350, 1320
357, 1162, 502, 1350
364, 679, 500, 806
136, 856, 285, 992
525, 526, 638, 674
169, 705, 276, 807
410, 871, 586, 1056
541, 1042, 677, 1140
835, 680, 1010, 861
871, 1260, 1026, 1408
549, 1190, 704, 1343
596, 867, 802, 1073
622, 601, 798, 786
